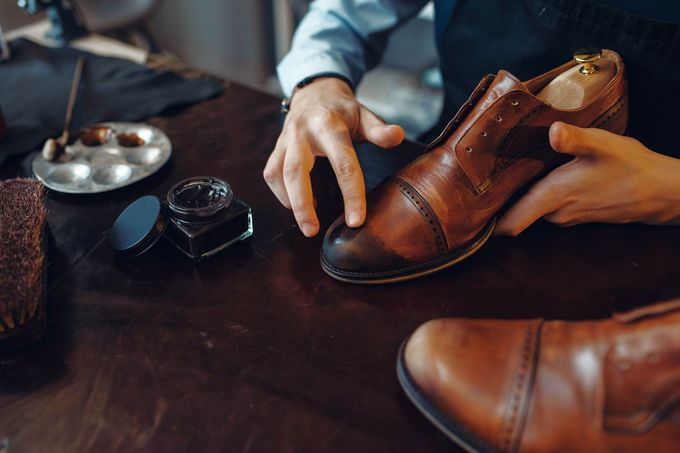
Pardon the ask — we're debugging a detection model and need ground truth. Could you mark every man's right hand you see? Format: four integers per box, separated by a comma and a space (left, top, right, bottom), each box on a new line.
263, 77, 405, 237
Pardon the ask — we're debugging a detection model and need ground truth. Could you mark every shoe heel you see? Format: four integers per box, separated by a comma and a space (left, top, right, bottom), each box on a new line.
591, 94, 628, 136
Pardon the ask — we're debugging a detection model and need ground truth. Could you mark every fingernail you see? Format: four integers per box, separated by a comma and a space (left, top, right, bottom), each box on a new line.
550, 122, 567, 145
301, 222, 317, 237
347, 211, 361, 227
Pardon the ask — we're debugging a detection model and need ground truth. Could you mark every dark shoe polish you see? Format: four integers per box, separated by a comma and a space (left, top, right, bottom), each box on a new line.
110, 176, 253, 261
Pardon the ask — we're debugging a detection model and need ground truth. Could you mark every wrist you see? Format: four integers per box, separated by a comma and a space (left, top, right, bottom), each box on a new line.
646, 151, 680, 224
281, 74, 353, 114
297, 76, 352, 95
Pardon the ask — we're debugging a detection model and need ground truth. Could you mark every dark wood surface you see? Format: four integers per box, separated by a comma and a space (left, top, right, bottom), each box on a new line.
2, 79, 680, 453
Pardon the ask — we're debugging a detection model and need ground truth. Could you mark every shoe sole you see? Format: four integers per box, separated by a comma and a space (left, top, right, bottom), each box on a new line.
320, 217, 496, 284
396, 340, 497, 453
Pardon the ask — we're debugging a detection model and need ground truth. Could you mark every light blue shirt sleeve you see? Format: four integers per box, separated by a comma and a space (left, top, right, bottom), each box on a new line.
277, 0, 430, 96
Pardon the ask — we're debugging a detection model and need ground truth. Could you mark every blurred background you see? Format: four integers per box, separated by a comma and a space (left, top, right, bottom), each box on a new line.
0, 0, 443, 138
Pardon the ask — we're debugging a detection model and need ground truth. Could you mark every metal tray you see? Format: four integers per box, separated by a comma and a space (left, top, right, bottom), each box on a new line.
32, 122, 172, 194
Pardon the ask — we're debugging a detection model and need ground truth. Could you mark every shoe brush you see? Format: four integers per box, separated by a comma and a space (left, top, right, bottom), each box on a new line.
0, 178, 48, 354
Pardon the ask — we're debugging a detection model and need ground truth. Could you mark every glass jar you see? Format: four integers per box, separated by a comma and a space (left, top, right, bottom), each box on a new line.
165, 176, 252, 260
110, 176, 253, 262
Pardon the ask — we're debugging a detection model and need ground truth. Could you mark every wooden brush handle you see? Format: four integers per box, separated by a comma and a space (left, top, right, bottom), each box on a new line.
61, 56, 85, 145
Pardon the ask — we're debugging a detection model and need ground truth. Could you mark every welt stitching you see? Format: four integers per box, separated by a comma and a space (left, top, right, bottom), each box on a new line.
500, 323, 536, 452
590, 96, 627, 129
320, 219, 494, 277
393, 177, 448, 255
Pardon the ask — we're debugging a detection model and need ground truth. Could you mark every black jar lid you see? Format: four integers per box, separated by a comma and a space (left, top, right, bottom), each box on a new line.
110, 195, 168, 258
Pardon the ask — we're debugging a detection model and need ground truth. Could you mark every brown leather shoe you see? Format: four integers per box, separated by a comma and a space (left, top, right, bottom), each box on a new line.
397, 299, 680, 452
322, 49, 628, 283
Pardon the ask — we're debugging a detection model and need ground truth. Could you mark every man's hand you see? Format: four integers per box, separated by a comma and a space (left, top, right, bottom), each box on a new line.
264, 77, 405, 237
496, 121, 680, 236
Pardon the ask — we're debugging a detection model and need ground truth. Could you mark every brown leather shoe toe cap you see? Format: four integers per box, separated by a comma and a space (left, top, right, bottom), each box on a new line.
322, 215, 405, 274
321, 180, 443, 281
403, 318, 543, 451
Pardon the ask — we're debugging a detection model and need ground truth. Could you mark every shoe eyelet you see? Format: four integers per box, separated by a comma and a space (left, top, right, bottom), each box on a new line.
495, 115, 503, 122
465, 146, 473, 153
511, 100, 519, 106
481, 131, 488, 137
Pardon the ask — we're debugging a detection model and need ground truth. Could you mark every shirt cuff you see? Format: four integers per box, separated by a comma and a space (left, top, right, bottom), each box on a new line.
277, 52, 358, 97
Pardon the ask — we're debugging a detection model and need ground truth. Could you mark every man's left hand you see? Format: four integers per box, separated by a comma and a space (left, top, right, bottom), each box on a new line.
495, 122, 680, 236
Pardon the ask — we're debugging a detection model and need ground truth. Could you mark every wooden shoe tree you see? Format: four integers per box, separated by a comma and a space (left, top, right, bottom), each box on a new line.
536, 48, 616, 110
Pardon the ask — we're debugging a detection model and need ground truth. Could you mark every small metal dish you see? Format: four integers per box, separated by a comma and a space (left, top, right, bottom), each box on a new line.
32, 122, 172, 194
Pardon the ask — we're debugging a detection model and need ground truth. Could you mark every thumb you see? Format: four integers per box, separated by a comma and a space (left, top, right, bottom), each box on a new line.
358, 106, 405, 148
549, 121, 612, 158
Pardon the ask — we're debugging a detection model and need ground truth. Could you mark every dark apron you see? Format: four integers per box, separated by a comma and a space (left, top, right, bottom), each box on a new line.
431, 0, 680, 157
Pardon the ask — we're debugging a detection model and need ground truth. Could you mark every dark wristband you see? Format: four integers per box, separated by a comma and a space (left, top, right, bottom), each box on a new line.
280, 73, 353, 114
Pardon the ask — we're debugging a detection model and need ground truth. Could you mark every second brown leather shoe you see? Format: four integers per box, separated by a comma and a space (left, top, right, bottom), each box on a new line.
322, 49, 628, 283
398, 299, 680, 452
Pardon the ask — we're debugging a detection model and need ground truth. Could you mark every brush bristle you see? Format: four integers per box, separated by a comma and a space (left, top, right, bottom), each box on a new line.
0, 179, 47, 333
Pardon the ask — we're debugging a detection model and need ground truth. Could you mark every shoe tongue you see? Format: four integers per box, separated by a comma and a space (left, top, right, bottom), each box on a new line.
484, 69, 528, 102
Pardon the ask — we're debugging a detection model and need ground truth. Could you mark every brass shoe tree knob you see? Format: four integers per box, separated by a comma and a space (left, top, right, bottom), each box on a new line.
574, 47, 602, 75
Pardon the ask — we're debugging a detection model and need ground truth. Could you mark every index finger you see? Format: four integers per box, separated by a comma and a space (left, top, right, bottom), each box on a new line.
282, 138, 319, 237
494, 177, 561, 236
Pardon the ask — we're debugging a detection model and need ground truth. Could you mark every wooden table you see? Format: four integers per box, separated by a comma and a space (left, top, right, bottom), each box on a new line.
1, 78, 680, 453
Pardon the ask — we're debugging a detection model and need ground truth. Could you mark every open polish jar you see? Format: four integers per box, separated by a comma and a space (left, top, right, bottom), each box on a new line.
166, 176, 252, 260
110, 176, 253, 261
